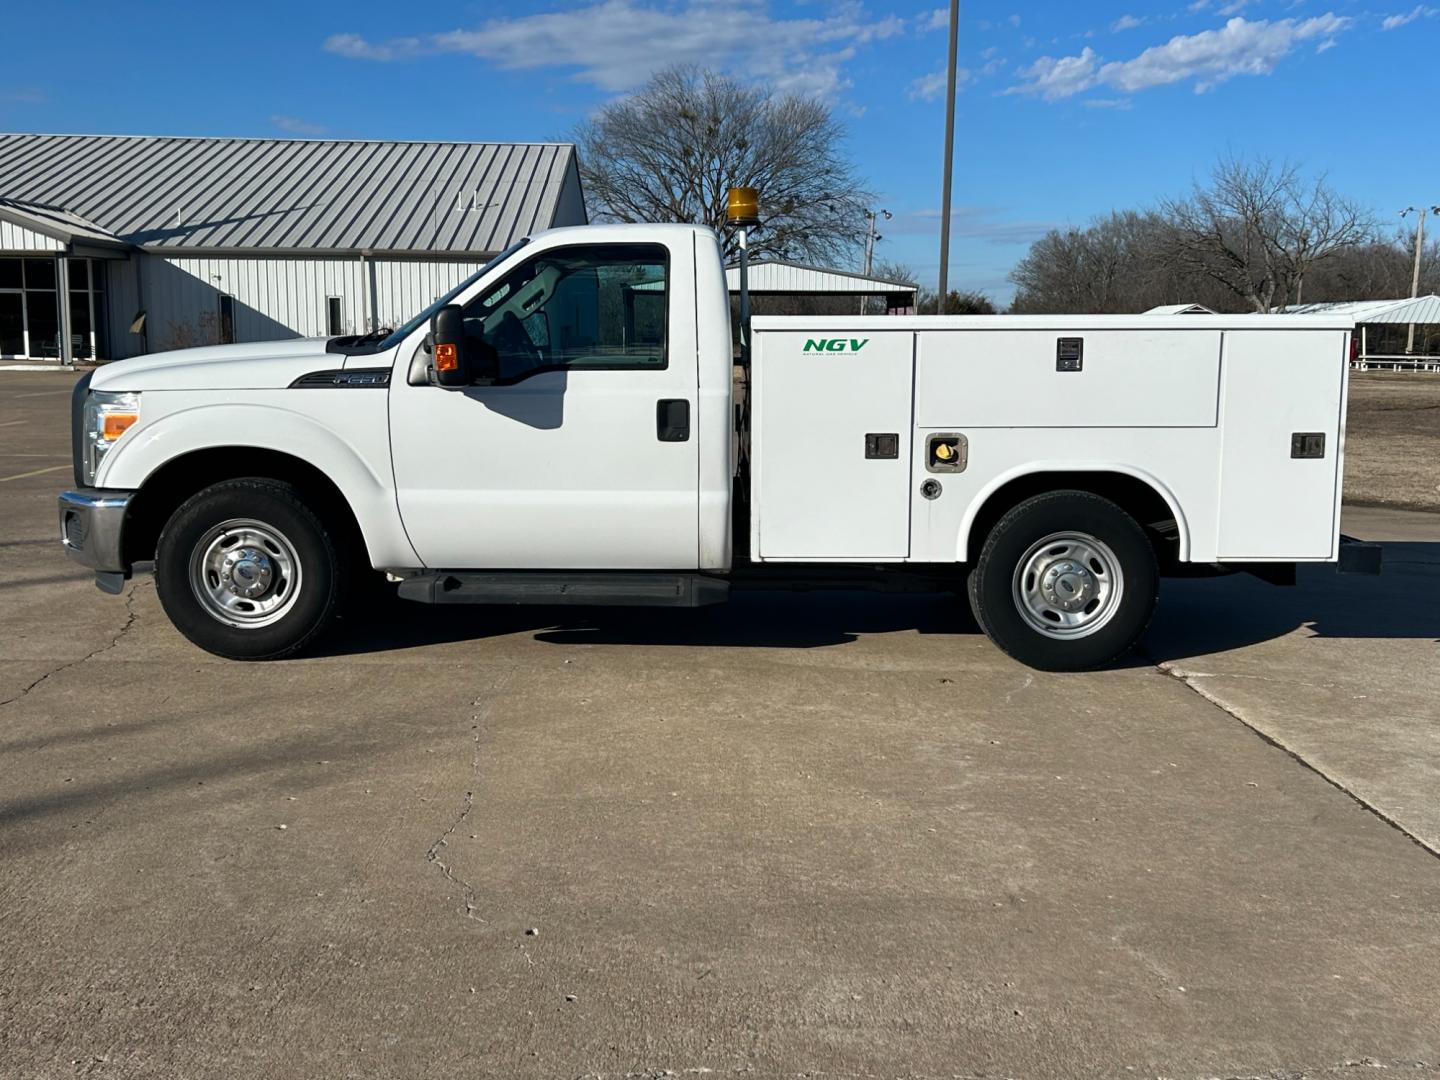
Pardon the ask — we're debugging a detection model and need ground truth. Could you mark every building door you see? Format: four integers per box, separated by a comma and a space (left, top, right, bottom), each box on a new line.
388, 241, 701, 570
0, 292, 23, 357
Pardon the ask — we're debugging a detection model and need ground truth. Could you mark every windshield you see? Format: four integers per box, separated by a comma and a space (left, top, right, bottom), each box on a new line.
378, 239, 530, 350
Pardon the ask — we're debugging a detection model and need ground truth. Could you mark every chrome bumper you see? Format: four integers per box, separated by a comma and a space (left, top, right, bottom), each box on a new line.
59, 488, 134, 593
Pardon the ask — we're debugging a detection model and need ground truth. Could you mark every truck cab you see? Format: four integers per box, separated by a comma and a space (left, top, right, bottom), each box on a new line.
58, 222, 1375, 671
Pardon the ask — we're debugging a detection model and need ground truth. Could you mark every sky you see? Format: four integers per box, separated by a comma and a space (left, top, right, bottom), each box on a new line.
2, 0, 1436, 304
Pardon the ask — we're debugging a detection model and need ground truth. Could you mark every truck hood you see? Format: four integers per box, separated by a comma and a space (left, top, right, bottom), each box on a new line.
90, 338, 356, 392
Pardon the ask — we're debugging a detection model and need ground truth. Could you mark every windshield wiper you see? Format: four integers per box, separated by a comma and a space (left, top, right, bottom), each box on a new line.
326, 327, 398, 355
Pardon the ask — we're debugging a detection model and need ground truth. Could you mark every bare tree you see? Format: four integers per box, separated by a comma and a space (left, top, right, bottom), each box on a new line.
1009, 211, 1233, 313
1161, 158, 1372, 312
575, 66, 871, 266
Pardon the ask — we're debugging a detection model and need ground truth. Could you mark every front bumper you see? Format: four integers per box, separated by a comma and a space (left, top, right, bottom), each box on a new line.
59, 488, 135, 594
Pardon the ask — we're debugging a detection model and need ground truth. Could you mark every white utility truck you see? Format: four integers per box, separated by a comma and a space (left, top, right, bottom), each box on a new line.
59, 223, 1378, 670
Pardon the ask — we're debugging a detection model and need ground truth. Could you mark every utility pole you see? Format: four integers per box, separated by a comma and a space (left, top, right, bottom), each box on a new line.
1400, 205, 1437, 354
860, 208, 890, 314
936, 0, 960, 312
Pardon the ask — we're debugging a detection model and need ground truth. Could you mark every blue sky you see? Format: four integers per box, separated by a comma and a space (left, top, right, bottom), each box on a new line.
2, 0, 1435, 303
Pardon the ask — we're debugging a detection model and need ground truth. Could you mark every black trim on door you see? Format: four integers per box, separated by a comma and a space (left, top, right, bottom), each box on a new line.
656, 399, 690, 441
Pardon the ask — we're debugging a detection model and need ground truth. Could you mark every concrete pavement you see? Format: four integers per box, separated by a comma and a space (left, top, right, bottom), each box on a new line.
2, 372, 1438, 1079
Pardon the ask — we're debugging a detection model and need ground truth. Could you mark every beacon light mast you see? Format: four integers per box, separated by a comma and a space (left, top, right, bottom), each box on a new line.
728, 186, 760, 367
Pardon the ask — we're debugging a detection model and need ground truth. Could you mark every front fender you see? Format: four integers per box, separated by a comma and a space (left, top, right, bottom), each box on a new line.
956, 462, 1192, 563
97, 395, 420, 569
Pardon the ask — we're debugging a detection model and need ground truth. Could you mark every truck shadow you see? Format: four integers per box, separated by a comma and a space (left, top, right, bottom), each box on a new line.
1142, 540, 1440, 663
320, 590, 973, 656
316, 541, 1439, 663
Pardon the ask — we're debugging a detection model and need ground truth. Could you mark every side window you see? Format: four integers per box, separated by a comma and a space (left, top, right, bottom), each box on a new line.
461, 244, 667, 381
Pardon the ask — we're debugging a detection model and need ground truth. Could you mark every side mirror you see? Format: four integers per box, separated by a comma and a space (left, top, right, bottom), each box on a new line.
430, 304, 469, 388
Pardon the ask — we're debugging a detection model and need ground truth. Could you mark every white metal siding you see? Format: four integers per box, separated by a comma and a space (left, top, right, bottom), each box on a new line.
371, 258, 490, 331
0, 219, 63, 251
725, 262, 914, 294
98, 252, 494, 358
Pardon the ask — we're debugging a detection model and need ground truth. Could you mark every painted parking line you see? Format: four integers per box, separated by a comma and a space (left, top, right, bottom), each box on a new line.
0, 465, 68, 483
0, 420, 28, 427
11, 390, 71, 399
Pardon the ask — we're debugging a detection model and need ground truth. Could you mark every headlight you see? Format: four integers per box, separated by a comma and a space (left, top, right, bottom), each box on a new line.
81, 390, 141, 486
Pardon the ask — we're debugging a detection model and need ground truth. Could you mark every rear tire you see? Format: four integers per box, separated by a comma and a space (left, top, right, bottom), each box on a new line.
155, 479, 343, 660
968, 490, 1158, 671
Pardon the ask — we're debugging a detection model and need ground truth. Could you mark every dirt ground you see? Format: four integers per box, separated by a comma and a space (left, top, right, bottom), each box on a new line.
1344, 372, 1440, 512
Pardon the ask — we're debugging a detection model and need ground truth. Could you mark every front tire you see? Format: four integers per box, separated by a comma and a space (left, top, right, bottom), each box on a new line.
968, 491, 1158, 671
155, 479, 343, 660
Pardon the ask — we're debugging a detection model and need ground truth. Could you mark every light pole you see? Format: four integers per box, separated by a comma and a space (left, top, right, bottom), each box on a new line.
936, 0, 960, 310
861, 208, 891, 313
1401, 205, 1439, 355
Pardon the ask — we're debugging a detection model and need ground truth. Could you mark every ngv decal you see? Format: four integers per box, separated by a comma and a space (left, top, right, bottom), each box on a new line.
803, 338, 869, 353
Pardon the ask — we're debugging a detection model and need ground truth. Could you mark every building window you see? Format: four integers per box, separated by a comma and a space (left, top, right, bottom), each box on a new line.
326, 296, 343, 337
218, 294, 235, 345
0, 256, 108, 360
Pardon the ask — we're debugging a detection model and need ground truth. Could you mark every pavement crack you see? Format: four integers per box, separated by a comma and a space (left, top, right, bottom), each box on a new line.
0, 580, 145, 710
425, 680, 509, 925
1149, 656, 1440, 861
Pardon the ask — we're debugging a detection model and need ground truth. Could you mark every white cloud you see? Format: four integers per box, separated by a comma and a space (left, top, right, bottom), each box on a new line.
1382, 5, 1438, 28
323, 1, 905, 98
270, 115, 326, 135
895, 206, 1058, 246
908, 67, 972, 101
1008, 13, 1022, 26
917, 7, 949, 32
1083, 97, 1133, 109
1112, 14, 1145, 31
1008, 14, 1351, 100
1010, 46, 1100, 101
1217, 0, 1256, 15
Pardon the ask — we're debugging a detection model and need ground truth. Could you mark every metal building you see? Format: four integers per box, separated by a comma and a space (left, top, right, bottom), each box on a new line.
724, 260, 918, 313
0, 134, 588, 363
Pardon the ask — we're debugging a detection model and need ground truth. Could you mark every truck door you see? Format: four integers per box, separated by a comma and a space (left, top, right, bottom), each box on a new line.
388, 241, 700, 569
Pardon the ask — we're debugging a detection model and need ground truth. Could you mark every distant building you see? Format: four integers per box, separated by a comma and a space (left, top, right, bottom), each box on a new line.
0, 133, 588, 362
725, 260, 918, 315
1143, 303, 1218, 315
1275, 295, 1440, 369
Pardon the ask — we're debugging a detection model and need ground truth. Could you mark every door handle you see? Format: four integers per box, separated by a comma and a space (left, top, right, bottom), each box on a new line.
656, 399, 690, 442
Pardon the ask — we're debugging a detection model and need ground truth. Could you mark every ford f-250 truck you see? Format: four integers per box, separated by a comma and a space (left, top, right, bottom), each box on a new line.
58, 223, 1377, 670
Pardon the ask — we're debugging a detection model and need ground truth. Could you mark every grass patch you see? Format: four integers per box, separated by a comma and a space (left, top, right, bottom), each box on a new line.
1344, 372, 1440, 512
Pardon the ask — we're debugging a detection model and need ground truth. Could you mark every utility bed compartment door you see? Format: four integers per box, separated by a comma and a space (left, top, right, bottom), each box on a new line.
1217, 330, 1347, 560
753, 331, 914, 559
914, 329, 1222, 428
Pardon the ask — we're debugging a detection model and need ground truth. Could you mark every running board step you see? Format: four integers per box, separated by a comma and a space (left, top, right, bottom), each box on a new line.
396, 572, 731, 608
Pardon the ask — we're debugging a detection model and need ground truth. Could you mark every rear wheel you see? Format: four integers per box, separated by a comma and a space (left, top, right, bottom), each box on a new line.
155, 479, 343, 660
968, 491, 1158, 671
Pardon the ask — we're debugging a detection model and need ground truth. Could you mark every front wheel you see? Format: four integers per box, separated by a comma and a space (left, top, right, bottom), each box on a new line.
968, 491, 1158, 671
155, 479, 343, 660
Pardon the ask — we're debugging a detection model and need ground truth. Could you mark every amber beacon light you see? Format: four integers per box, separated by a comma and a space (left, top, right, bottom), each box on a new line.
726, 187, 760, 227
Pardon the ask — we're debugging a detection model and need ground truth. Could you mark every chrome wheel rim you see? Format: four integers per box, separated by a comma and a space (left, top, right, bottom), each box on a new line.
189, 518, 302, 629
1011, 531, 1123, 640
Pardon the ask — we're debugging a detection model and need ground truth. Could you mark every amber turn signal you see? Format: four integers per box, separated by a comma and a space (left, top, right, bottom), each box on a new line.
434, 342, 458, 372
101, 413, 138, 440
